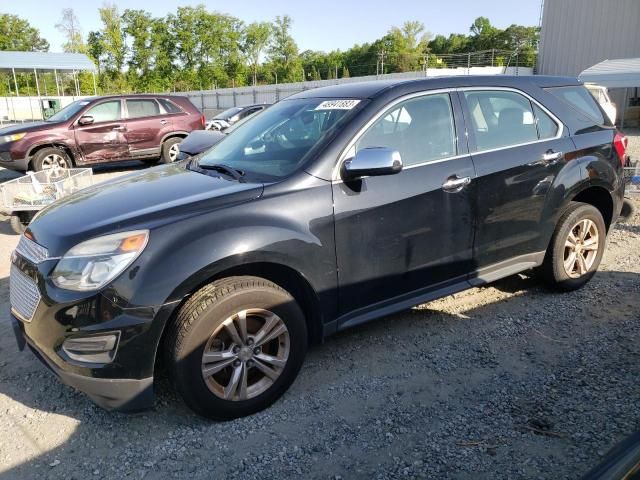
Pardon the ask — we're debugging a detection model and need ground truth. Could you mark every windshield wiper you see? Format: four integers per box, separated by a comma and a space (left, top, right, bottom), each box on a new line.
195, 162, 245, 181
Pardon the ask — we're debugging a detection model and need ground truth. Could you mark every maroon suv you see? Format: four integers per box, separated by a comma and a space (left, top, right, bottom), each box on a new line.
0, 95, 204, 171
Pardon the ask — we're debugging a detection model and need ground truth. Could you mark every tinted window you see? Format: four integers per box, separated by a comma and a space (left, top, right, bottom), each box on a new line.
464, 90, 538, 150
127, 99, 160, 118
158, 98, 182, 114
85, 100, 122, 123
533, 104, 559, 140
356, 93, 456, 166
546, 86, 605, 124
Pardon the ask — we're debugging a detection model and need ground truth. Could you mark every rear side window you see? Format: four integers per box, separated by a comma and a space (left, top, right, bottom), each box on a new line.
356, 93, 457, 166
158, 98, 182, 114
546, 86, 605, 124
127, 99, 161, 118
533, 104, 559, 139
464, 90, 539, 150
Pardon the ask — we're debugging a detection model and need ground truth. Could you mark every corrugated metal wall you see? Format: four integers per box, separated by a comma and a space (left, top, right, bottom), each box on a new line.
538, 0, 640, 76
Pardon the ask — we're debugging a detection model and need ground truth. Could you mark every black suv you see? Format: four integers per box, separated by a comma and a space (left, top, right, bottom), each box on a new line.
10, 76, 627, 419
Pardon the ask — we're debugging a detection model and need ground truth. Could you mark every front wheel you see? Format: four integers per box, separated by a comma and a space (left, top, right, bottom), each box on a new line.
542, 202, 606, 291
165, 276, 307, 420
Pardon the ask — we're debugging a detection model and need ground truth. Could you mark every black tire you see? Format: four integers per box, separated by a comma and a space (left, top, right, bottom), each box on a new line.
542, 202, 606, 291
31, 147, 72, 171
160, 137, 183, 164
165, 276, 307, 420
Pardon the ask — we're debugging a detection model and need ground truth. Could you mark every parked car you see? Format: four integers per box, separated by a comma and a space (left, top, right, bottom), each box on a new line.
206, 104, 270, 131
178, 109, 266, 160
0, 94, 205, 171
11, 76, 626, 419
586, 84, 617, 124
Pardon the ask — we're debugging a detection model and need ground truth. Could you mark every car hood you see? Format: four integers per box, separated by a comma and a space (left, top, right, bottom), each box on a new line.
0, 121, 60, 135
179, 130, 226, 156
28, 162, 264, 255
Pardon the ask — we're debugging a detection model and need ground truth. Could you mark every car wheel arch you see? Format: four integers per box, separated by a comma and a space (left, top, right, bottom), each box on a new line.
152, 258, 324, 378
569, 184, 615, 231
27, 143, 76, 168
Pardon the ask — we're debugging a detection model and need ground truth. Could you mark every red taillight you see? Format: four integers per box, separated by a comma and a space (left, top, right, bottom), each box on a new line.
614, 131, 628, 166
200, 114, 206, 128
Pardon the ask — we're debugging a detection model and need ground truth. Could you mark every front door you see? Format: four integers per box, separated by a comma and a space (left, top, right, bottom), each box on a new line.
333, 92, 475, 319
74, 99, 128, 163
459, 88, 576, 274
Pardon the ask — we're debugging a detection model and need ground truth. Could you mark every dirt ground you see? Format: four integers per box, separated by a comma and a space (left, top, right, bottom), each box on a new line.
0, 147, 639, 479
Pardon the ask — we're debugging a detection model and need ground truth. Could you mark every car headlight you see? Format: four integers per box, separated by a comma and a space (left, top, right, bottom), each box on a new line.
0, 132, 27, 144
52, 230, 149, 291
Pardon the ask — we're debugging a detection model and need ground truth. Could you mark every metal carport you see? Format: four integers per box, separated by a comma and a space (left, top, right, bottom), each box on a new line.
579, 57, 640, 129
0, 51, 97, 97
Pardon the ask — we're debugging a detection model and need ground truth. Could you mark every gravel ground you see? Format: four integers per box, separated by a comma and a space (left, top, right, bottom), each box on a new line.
0, 139, 639, 479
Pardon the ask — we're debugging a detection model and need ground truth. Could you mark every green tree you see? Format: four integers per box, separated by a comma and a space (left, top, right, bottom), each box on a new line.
55, 8, 85, 53
98, 2, 127, 87
267, 15, 302, 83
342, 66, 350, 78
469, 16, 499, 51
244, 22, 272, 86
0, 13, 49, 51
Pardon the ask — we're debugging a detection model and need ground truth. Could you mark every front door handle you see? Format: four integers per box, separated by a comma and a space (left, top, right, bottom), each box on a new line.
160, 119, 167, 125
112, 125, 127, 132
442, 175, 472, 193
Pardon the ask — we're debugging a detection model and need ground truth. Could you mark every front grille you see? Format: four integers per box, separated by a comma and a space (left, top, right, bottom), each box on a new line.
10, 265, 41, 322
15, 235, 49, 264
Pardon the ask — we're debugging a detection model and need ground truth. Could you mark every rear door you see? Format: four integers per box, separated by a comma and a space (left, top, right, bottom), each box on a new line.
74, 99, 129, 163
123, 98, 174, 158
333, 91, 475, 318
459, 88, 576, 279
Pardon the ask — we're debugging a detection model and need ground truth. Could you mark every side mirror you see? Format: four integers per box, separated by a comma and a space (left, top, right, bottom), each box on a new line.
78, 115, 94, 126
342, 147, 403, 180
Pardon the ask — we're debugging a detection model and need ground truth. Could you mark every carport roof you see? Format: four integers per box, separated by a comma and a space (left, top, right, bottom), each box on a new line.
579, 57, 640, 88
0, 51, 97, 73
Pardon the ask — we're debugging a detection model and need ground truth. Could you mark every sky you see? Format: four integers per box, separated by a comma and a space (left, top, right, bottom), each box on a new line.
2, 0, 543, 53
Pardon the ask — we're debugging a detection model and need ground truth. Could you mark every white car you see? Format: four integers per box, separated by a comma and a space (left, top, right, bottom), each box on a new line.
586, 84, 617, 124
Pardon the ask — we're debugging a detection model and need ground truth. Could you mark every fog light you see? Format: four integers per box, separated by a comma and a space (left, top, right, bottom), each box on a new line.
62, 332, 119, 364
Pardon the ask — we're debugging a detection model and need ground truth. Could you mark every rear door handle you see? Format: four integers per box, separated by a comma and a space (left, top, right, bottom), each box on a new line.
112, 126, 126, 132
542, 150, 563, 164
442, 175, 471, 192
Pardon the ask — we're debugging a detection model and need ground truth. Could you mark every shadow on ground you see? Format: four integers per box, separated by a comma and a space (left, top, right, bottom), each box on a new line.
0, 270, 638, 479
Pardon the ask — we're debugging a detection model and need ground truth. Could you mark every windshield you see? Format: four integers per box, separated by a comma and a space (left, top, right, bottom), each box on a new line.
214, 107, 244, 120
198, 98, 365, 180
46, 100, 91, 122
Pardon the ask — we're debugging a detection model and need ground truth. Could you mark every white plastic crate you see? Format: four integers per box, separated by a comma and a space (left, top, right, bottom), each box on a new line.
623, 166, 640, 196
1, 168, 93, 211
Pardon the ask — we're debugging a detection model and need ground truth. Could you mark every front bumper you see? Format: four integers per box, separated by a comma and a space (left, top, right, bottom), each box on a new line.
13, 317, 154, 411
0, 149, 29, 171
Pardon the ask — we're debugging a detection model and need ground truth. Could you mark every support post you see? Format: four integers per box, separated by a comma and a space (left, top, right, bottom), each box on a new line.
55, 69, 61, 96
34, 68, 41, 97
12, 68, 19, 96
621, 88, 628, 131
92, 71, 97, 95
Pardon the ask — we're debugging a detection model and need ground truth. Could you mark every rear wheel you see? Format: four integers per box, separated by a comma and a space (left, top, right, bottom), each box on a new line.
31, 147, 72, 171
542, 202, 606, 291
165, 276, 307, 419
161, 137, 182, 164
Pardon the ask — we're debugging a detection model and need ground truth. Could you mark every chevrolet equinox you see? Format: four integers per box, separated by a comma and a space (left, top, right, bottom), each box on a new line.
10, 76, 627, 419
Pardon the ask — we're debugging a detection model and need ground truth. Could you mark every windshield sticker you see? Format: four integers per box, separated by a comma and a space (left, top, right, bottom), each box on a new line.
315, 99, 360, 110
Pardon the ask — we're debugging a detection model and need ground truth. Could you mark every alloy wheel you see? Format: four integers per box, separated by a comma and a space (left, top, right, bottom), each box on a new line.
41, 153, 69, 170
201, 308, 290, 401
168, 143, 180, 161
563, 218, 599, 278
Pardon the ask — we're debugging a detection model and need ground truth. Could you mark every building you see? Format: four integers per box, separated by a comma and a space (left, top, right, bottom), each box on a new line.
537, 0, 640, 124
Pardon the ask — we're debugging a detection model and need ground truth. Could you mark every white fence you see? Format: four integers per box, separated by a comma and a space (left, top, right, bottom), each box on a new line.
0, 65, 533, 123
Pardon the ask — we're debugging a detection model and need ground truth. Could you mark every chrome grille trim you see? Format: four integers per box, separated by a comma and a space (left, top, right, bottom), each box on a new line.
9, 265, 41, 322
15, 235, 49, 264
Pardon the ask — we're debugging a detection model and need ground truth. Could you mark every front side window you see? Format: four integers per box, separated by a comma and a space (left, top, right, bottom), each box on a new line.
464, 90, 540, 150
46, 100, 91, 122
198, 98, 366, 180
356, 93, 457, 166
127, 99, 160, 119
85, 100, 122, 123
